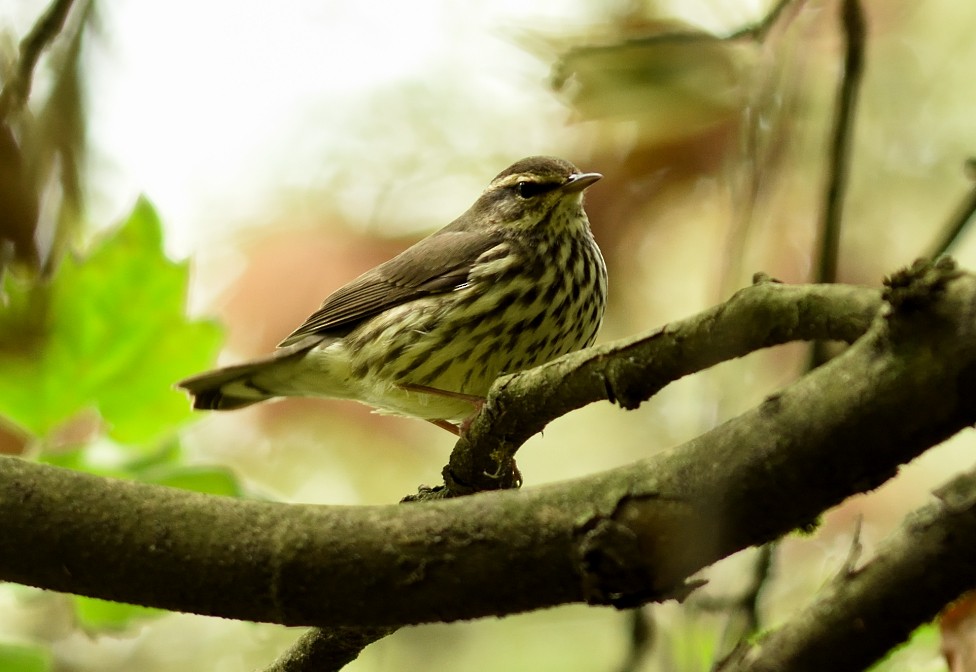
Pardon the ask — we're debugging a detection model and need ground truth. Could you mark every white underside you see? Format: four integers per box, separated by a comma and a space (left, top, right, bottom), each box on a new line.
251, 339, 478, 423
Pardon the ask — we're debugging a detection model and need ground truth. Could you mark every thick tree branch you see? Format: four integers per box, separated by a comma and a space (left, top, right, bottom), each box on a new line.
717, 466, 976, 672
270, 282, 873, 667
445, 277, 880, 494
2, 263, 974, 634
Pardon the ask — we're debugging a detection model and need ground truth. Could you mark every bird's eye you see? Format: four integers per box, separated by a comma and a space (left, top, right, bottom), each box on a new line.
515, 181, 557, 199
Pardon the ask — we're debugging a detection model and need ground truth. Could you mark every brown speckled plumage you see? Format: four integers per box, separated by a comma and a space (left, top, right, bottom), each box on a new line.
178, 156, 607, 430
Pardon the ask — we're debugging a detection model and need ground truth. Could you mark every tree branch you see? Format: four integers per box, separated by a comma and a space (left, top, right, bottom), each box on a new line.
271, 279, 875, 667
809, 0, 866, 367
263, 626, 396, 672
814, 0, 866, 285
717, 465, 976, 672
0, 0, 78, 120
3, 262, 975, 635
928, 158, 976, 258
444, 276, 880, 495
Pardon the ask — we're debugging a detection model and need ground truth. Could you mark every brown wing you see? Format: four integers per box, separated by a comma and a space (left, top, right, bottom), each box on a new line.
277, 228, 504, 347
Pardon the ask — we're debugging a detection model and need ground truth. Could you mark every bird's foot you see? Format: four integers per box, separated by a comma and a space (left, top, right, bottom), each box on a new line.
402, 383, 519, 487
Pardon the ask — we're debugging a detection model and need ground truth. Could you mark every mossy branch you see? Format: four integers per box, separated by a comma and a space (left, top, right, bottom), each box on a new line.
1, 260, 973, 672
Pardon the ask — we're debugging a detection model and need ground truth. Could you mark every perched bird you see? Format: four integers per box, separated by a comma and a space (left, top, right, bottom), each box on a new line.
178, 156, 607, 434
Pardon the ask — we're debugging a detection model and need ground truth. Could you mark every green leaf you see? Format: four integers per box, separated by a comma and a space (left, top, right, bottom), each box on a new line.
0, 642, 52, 672
0, 198, 222, 445
72, 596, 162, 631
867, 623, 944, 671
40, 443, 244, 497
139, 463, 244, 497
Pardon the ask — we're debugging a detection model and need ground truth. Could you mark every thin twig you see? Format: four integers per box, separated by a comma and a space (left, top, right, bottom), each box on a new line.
733, 0, 798, 41
816, 0, 866, 284
616, 608, 655, 672
739, 543, 776, 637
693, 544, 776, 659
810, 0, 866, 368
838, 515, 864, 578
716, 467, 976, 672
927, 159, 976, 258
263, 626, 396, 672
0, 0, 78, 120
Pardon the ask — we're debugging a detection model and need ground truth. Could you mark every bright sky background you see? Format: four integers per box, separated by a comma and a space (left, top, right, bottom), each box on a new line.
82, 0, 598, 255
5, 0, 770, 258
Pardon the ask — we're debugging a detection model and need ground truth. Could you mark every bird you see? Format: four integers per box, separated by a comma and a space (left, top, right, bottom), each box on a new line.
178, 155, 607, 434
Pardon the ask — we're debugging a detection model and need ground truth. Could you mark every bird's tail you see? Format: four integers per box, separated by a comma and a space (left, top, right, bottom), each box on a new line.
178, 348, 308, 411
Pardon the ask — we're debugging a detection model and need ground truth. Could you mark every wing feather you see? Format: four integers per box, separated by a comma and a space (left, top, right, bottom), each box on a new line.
277, 229, 504, 347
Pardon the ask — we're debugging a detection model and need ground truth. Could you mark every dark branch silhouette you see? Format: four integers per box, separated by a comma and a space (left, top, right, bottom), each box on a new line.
810, 0, 866, 368
0, 0, 79, 120
717, 465, 976, 672
2, 261, 975, 672
928, 158, 976, 258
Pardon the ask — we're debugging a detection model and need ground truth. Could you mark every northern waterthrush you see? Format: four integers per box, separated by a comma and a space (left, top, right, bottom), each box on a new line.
179, 156, 607, 433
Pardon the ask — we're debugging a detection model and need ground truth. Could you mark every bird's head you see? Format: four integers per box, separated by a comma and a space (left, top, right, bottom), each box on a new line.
463, 156, 602, 234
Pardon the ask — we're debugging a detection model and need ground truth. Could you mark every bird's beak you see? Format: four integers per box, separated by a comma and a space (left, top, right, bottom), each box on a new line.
562, 172, 602, 194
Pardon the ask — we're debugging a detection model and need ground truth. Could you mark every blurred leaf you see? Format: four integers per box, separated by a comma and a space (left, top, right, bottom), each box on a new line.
553, 29, 751, 138
38, 447, 129, 480
72, 596, 162, 631
0, 272, 48, 352
868, 623, 943, 671
0, 197, 222, 445
40, 442, 243, 496
939, 589, 976, 672
139, 464, 243, 497
120, 438, 184, 472
0, 642, 51, 672
128, 441, 244, 498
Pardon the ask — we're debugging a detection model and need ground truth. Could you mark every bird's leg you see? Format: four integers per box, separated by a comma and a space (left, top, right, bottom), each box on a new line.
428, 419, 461, 436
400, 382, 484, 407
400, 383, 485, 435
401, 382, 519, 487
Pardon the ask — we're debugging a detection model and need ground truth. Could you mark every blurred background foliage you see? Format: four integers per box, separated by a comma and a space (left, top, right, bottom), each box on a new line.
0, 0, 973, 670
